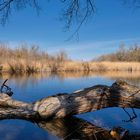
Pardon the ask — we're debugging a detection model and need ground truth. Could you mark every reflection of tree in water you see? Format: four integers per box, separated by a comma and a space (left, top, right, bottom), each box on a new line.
0, 71, 140, 88
0, 107, 140, 140
0, 80, 140, 139
0, 79, 140, 139
35, 116, 140, 140
36, 116, 112, 140
122, 108, 137, 122
0, 73, 50, 88
87, 71, 140, 86
35, 80, 140, 140
0, 115, 139, 140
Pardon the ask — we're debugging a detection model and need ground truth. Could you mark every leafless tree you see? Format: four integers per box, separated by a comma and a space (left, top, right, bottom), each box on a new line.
0, 0, 140, 35
0, 0, 95, 28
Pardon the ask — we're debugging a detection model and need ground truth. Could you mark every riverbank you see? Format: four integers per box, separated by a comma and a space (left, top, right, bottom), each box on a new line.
1, 44, 140, 73
1, 61, 140, 74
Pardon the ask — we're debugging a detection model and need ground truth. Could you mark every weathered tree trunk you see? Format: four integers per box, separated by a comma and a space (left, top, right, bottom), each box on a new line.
0, 80, 140, 120
0, 80, 140, 139
31, 80, 140, 119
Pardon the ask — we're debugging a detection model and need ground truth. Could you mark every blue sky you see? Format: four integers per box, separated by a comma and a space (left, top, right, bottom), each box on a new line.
0, 0, 140, 60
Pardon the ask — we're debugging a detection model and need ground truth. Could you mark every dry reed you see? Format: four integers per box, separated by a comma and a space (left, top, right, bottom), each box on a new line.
0, 43, 140, 73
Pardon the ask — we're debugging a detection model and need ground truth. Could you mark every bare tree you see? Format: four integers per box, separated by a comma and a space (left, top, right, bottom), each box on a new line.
0, 0, 41, 24
0, 0, 95, 27
0, 0, 140, 35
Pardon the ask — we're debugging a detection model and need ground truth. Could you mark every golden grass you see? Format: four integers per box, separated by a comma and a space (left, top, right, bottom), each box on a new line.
1, 43, 140, 73
1, 61, 140, 73
0, 44, 140, 74
88, 61, 140, 71
55, 71, 140, 79
55, 61, 140, 72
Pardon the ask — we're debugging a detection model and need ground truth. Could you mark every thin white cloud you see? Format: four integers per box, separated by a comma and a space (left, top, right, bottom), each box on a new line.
1, 37, 140, 60
45, 37, 140, 60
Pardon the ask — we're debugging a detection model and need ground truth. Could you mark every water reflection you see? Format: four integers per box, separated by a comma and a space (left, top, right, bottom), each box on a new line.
0, 119, 59, 140
0, 115, 139, 140
36, 116, 112, 140
0, 71, 140, 140
0, 109, 140, 140
1, 71, 140, 87
36, 116, 140, 140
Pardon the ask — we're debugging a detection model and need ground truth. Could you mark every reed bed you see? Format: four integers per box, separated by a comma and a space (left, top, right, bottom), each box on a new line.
0, 43, 140, 73
53, 61, 140, 72
88, 62, 140, 71
1, 61, 140, 73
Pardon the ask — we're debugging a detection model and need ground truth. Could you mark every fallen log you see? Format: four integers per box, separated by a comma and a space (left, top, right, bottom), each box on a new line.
0, 80, 140, 119
0, 80, 140, 140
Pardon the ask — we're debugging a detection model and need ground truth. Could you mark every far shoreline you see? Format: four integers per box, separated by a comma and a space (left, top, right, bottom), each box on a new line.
1, 61, 140, 74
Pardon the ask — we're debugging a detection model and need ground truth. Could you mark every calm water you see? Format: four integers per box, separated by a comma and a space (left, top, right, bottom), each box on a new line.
0, 72, 140, 140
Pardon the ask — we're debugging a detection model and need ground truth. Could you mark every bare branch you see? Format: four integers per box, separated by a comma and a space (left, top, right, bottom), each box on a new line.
0, 0, 40, 24
0, 0, 139, 37
0, 0, 95, 33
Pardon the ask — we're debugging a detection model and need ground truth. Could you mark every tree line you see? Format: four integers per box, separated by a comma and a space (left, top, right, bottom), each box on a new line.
96, 44, 140, 62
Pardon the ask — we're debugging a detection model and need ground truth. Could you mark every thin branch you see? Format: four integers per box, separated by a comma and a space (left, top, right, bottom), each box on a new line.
63, 0, 95, 40
0, 0, 14, 11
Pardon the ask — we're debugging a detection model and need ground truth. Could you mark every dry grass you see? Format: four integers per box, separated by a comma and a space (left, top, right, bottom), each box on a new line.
0, 43, 69, 73
88, 61, 140, 71
0, 43, 140, 73
53, 61, 140, 72
1, 60, 140, 74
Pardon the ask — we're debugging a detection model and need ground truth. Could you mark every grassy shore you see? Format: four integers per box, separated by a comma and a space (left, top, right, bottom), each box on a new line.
1, 61, 140, 73
0, 43, 140, 73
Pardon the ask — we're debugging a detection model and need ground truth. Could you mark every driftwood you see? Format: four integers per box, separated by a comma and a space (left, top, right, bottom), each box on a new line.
0, 79, 140, 139
0, 80, 140, 119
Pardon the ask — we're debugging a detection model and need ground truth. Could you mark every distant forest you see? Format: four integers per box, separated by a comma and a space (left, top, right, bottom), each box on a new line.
96, 44, 140, 62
